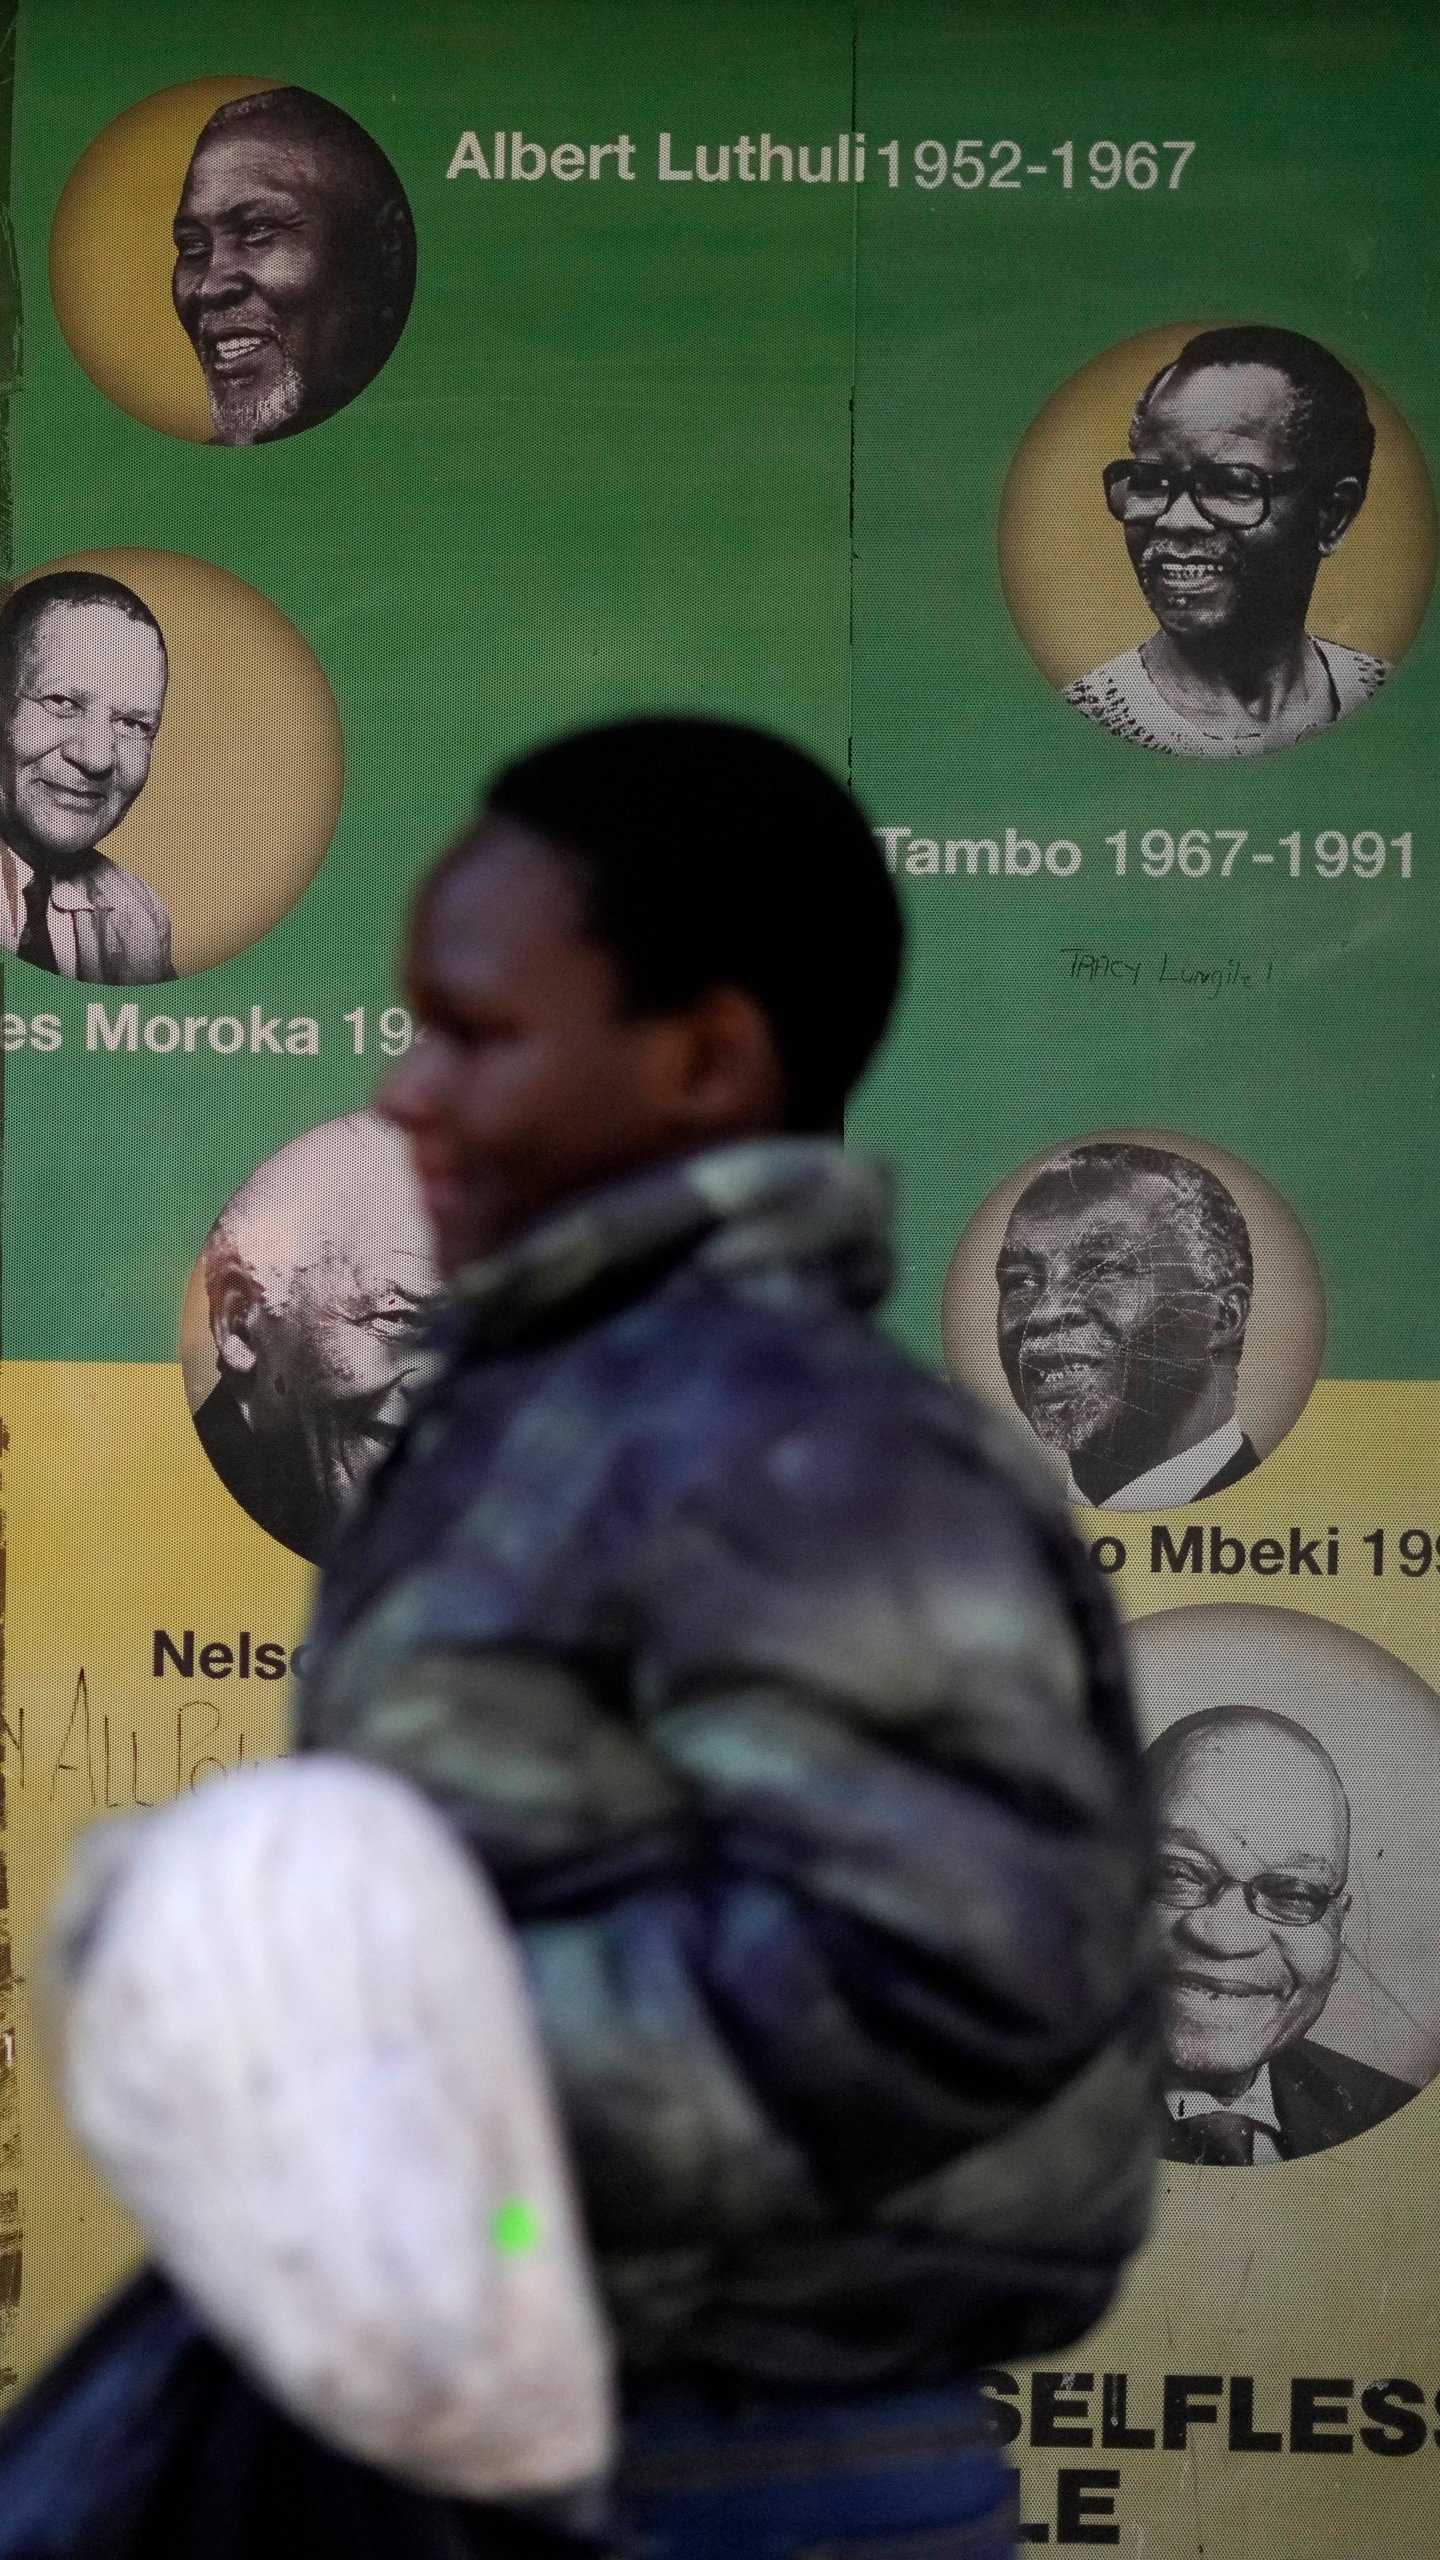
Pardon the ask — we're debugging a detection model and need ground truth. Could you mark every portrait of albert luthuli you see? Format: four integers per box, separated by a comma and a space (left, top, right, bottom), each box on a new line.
1149, 1707, 1414, 2163
189, 1111, 442, 1563
0, 571, 173, 984
1064, 324, 1389, 757
995, 1141, 1257, 1511
171, 86, 416, 446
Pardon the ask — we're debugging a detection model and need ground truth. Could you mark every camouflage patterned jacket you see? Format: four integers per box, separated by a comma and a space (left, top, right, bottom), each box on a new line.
297, 1139, 1158, 2395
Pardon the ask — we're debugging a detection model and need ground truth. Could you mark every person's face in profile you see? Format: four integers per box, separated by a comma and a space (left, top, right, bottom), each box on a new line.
1150, 1723, 1350, 2089
995, 1168, 1234, 1468
0, 603, 167, 873
377, 825, 786, 1277
238, 1228, 439, 1517
172, 126, 384, 444
1120, 361, 1362, 655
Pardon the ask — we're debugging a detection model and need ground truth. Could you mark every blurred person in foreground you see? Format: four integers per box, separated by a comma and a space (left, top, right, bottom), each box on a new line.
6, 717, 1157, 2559
298, 713, 1158, 2553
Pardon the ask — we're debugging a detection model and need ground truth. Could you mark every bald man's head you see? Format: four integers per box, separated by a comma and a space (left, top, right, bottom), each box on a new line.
201, 1111, 440, 1555
1146, 1705, 1351, 2094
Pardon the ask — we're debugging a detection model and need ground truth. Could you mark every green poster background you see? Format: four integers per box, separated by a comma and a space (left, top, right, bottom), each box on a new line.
847, 0, 1440, 1379
3, 5, 1439, 2551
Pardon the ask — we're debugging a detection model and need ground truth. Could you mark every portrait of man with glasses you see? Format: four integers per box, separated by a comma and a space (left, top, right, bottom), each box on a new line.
1147, 1704, 1415, 2163
1064, 325, 1389, 756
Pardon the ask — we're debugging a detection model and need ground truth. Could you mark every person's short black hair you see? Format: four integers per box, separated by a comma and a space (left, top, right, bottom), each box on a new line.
195, 87, 417, 335
453, 714, 904, 1133
1010, 1142, 1254, 1303
1135, 325, 1376, 494
0, 572, 167, 716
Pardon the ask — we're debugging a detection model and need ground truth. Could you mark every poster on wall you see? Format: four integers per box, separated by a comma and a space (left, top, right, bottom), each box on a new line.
0, 4, 1436, 2552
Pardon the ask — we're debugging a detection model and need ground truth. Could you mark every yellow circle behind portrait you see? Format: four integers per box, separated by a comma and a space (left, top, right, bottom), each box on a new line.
17, 548, 343, 975
999, 323, 1436, 690
49, 77, 280, 442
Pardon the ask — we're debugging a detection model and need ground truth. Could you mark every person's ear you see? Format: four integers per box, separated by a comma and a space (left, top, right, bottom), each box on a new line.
1208, 1281, 1251, 1357
373, 198, 414, 316
1317, 473, 1365, 556
663, 985, 787, 1138
209, 1268, 261, 1379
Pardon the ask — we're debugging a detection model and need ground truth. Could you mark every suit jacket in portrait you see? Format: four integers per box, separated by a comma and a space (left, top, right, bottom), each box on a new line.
65, 854, 175, 985
1269, 2036, 1416, 2159
1194, 1432, 1259, 1500
1162, 2036, 1415, 2164
193, 1377, 330, 1565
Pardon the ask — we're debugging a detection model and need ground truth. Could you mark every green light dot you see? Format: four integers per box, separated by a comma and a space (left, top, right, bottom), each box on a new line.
492, 2196, 542, 2256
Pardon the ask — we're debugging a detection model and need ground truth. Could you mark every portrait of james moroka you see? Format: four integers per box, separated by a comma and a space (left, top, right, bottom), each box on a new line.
1064, 324, 1389, 757
0, 571, 172, 984
172, 85, 416, 447
192, 1111, 441, 1562
994, 1140, 1257, 1511
1148, 1706, 1416, 2163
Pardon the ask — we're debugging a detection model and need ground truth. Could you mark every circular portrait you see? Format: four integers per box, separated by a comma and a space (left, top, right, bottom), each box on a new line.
51, 77, 416, 445
1131, 1604, 1440, 2164
1000, 322, 1435, 759
0, 550, 342, 981
181, 1110, 442, 1563
942, 1130, 1324, 1512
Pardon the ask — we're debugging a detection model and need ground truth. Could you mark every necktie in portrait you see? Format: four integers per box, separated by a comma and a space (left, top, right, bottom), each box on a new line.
16, 873, 57, 973
1168, 2111, 1267, 2165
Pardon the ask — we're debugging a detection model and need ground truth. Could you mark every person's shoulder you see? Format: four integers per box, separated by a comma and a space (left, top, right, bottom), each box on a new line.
646, 1279, 1105, 1635
1195, 1433, 1259, 1498
1062, 646, 1145, 713
84, 854, 167, 917
79, 857, 175, 981
1313, 637, 1393, 699
1061, 646, 1183, 754
1273, 2036, 1417, 2151
657, 1269, 1055, 1505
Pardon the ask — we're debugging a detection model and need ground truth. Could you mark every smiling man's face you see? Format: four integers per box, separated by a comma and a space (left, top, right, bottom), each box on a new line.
1150, 1718, 1350, 2091
0, 602, 167, 873
996, 1166, 1228, 1473
172, 124, 381, 445
1123, 361, 1346, 656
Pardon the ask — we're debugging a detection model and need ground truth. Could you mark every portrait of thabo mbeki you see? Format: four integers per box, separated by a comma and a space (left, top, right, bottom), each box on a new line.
0, 571, 172, 982
1065, 325, 1388, 757
191, 1111, 441, 1563
172, 86, 416, 446
995, 1140, 1257, 1510
1149, 1707, 1415, 2163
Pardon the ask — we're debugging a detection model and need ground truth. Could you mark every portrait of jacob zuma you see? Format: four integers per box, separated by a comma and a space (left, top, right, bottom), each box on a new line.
941, 1131, 1326, 1514
1131, 1606, 1440, 2165
1000, 323, 1435, 762
51, 80, 416, 445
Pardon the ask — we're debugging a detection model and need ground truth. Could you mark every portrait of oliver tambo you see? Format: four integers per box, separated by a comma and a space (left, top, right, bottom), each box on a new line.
171, 86, 416, 446
1064, 324, 1389, 758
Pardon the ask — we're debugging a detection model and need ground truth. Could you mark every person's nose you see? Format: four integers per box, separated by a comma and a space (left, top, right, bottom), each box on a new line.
373, 1035, 444, 1130
1153, 485, 1212, 535
192, 241, 251, 309
1172, 1883, 1268, 1960
65, 708, 117, 780
1019, 1269, 1080, 1335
